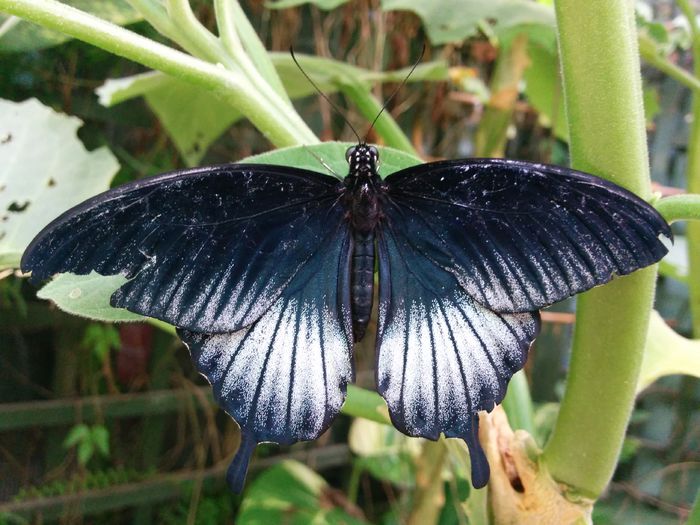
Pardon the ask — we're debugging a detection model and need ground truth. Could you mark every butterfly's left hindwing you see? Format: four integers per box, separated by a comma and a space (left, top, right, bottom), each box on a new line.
375, 222, 540, 488
178, 220, 354, 492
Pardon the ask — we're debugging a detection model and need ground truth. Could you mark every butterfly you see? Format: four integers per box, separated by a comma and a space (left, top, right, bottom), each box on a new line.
21, 143, 672, 492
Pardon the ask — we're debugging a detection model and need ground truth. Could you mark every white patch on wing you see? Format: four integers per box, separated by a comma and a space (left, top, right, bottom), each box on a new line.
377, 288, 536, 438
188, 294, 352, 444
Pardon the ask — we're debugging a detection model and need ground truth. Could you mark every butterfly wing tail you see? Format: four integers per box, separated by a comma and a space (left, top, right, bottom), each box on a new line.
227, 432, 257, 493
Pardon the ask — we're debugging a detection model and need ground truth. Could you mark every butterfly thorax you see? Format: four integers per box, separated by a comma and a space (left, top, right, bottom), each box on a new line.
343, 144, 383, 342
343, 144, 383, 233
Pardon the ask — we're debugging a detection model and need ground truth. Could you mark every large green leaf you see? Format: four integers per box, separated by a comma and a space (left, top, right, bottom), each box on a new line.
0, 98, 119, 270
0, 0, 141, 53
34, 142, 422, 322
37, 272, 144, 322
238, 460, 368, 524
380, 0, 555, 46
96, 55, 447, 165
97, 71, 241, 167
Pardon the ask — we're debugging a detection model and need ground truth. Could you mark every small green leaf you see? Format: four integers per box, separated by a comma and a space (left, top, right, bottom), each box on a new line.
91, 426, 110, 458
0, 1, 141, 53
63, 424, 90, 449
0, 98, 119, 270
38, 272, 145, 323
638, 311, 700, 392
83, 324, 121, 361
77, 440, 94, 466
238, 461, 368, 524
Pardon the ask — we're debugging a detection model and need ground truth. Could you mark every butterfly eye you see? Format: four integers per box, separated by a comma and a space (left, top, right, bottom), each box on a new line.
345, 146, 356, 163
369, 146, 378, 159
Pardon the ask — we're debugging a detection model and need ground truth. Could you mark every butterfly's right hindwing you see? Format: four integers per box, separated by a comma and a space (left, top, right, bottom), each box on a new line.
21, 164, 343, 333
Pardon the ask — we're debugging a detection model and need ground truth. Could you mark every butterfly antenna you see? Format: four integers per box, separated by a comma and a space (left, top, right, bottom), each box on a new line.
290, 47, 362, 143
365, 44, 426, 142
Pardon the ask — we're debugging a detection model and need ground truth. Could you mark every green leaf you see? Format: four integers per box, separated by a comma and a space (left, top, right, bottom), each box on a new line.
97, 71, 240, 167
266, 0, 350, 10
63, 424, 90, 449
238, 461, 368, 524
0, 0, 141, 53
638, 311, 700, 392
91, 425, 110, 458
77, 439, 94, 465
0, 98, 119, 270
37, 272, 145, 322
83, 324, 121, 361
32, 143, 421, 322
245, 141, 422, 178
96, 56, 447, 163
380, 0, 555, 46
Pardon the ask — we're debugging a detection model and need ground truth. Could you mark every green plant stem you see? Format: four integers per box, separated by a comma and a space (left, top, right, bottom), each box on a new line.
542, 0, 657, 499
638, 33, 700, 94
126, 0, 188, 52
474, 33, 530, 157
0, 0, 317, 147
339, 81, 417, 155
214, 0, 289, 103
679, 0, 700, 338
655, 194, 700, 223
165, 0, 225, 63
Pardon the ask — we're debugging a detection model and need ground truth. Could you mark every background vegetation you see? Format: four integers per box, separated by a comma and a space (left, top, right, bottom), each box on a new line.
0, 0, 699, 523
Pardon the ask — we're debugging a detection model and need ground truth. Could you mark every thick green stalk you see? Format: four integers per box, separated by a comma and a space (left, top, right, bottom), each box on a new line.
678, 0, 700, 337
542, 0, 657, 498
0, 0, 317, 147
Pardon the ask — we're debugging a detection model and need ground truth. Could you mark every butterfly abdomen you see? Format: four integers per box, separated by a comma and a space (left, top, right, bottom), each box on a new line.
351, 230, 375, 342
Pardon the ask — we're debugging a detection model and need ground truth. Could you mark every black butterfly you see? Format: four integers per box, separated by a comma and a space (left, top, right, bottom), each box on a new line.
21, 144, 671, 492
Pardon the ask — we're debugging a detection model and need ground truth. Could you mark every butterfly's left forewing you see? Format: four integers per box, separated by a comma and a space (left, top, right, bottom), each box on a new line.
179, 217, 354, 492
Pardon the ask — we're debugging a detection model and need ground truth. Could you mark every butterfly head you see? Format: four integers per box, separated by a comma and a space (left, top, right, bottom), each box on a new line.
346, 144, 379, 178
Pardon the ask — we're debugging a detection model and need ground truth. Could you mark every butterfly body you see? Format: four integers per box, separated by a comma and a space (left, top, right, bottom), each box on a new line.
21, 144, 672, 493
343, 144, 384, 341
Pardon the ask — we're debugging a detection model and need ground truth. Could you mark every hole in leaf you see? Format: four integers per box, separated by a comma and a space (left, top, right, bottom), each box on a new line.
8, 201, 30, 213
